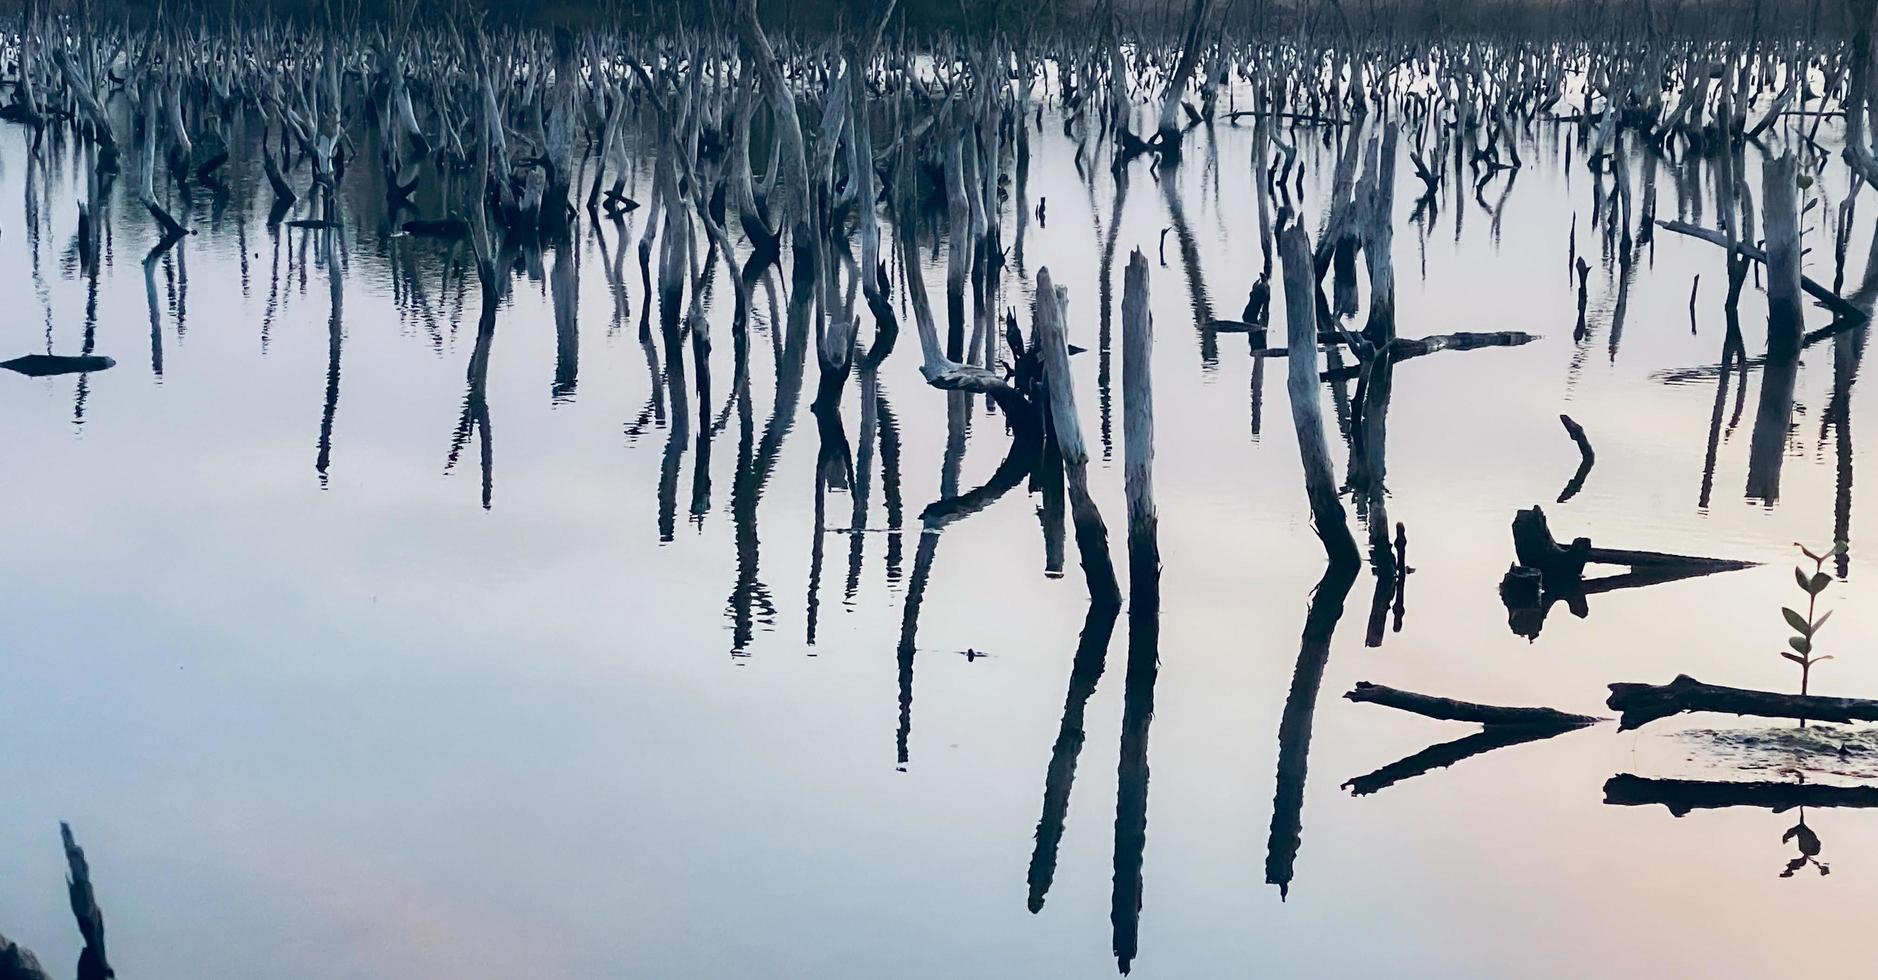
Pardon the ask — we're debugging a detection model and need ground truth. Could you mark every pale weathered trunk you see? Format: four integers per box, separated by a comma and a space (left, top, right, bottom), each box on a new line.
1761, 152, 1804, 360
1036, 268, 1122, 606
1279, 223, 1358, 567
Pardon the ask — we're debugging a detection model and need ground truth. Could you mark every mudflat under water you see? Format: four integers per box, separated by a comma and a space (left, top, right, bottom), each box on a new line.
1, 104, 1874, 978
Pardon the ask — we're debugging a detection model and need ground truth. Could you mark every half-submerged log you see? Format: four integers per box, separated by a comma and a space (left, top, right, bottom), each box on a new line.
1316, 332, 1537, 381
1340, 682, 1600, 795
1604, 774, 1878, 816
2, 355, 116, 377
1500, 506, 1756, 638
1607, 674, 1878, 731
1345, 682, 1601, 728
1507, 505, 1754, 586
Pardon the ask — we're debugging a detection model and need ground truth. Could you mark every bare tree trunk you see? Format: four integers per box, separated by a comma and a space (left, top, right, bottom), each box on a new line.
1037, 268, 1122, 606
732, 0, 810, 243
1154, 0, 1216, 145
1278, 223, 1359, 567
1362, 123, 1399, 343
1122, 249, 1156, 548
1762, 152, 1804, 360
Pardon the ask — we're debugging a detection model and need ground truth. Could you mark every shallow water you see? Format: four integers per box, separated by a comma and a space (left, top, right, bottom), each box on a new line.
2, 103, 1876, 978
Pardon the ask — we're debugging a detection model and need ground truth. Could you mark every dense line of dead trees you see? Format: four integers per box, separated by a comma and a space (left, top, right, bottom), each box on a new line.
8, 6, 1878, 975
3, 0, 1872, 619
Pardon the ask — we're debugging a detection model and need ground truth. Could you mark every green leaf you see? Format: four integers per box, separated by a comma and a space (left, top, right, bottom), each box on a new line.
1813, 610, 1833, 633
1784, 608, 1811, 634
1809, 572, 1833, 595
1814, 655, 1836, 663
1782, 651, 1807, 665
1790, 636, 1813, 655
1797, 567, 1812, 591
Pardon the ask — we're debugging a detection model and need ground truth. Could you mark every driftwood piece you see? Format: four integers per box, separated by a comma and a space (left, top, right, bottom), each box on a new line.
1607, 674, 1878, 731
2, 355, 116, 377
1509, 505, 1754, 585
1604, 773, 1878, 815
1245, 329, 1373, 353
1500, 507, 1756, 639
1345, 681, 1601, 727
1317, 331, 1537, 381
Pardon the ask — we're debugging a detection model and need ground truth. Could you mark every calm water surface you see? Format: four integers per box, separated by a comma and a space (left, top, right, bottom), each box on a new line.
1, 105, 1875, 978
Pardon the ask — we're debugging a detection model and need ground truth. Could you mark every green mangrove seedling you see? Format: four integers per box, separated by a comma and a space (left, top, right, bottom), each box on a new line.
1783, 541, 1846, 702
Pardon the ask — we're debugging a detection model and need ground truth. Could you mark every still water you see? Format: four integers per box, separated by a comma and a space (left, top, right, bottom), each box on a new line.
1, 106, 1874, 978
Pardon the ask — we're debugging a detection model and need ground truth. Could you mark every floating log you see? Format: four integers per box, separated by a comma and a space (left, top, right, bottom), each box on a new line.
1607, 674, 1878, 731
1, 354, 116, 377
1604, 774, 1878, 815
1345, 681, 1602, 728
1318, 331, 1537, 381
1246, 329, 1371, 354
